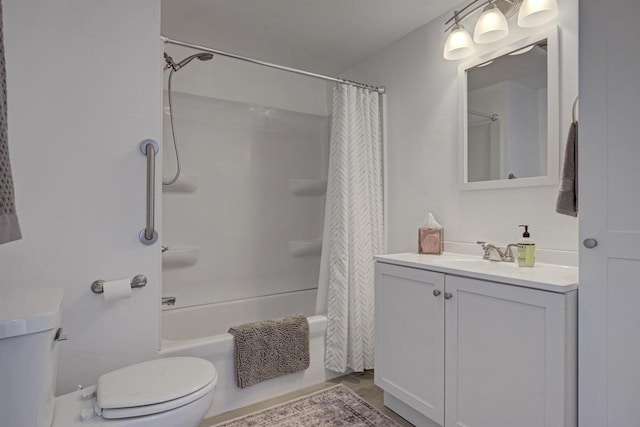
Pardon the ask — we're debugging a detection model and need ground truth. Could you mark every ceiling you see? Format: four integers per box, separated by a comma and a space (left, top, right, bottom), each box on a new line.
161, 0, 453, 75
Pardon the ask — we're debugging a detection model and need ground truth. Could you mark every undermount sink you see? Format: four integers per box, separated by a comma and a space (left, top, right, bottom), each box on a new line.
434, 258, 510, 267
433, 258, 518, 270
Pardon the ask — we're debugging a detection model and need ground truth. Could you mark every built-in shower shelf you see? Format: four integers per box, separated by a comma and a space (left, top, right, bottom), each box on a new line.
288, 179, 327, 196
289, 240, 322, 257
163, 174, 199, 193
162, 247, 199, 268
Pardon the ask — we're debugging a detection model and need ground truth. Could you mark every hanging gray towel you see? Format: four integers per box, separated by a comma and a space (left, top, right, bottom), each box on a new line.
229, 314, 310, 388
556, 122, 578, 217
0, 1, 21, 244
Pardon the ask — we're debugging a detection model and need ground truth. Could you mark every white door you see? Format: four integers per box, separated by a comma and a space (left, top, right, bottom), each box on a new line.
579, 1, 640, 426
375, 263, 445, 424
444, 275, 575, 427
0, 0, 162, 393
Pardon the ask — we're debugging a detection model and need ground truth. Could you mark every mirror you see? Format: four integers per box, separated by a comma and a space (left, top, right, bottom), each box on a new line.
459, 28, 559, 190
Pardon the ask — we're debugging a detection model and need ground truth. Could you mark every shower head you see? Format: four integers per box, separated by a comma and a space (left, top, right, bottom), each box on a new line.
164, 52, 214, 71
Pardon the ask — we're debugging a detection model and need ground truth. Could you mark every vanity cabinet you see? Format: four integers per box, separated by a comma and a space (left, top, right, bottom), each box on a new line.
375, 259, 577, 427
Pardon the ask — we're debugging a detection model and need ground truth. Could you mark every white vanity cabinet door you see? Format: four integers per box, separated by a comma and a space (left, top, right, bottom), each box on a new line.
375, 263, 445, 425
444, 275, 576, 427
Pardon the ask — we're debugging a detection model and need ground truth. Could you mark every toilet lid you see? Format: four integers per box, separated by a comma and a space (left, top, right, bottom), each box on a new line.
97, 357, 217, 418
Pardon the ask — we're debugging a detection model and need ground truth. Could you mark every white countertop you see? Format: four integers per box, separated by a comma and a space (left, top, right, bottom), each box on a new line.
374, 252, 578, 293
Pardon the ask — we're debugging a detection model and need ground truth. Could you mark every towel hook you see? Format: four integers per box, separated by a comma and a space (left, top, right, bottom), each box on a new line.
572, 95, 579, 123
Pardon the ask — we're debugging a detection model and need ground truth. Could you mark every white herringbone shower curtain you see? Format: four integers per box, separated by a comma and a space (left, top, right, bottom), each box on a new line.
318, 84, 384, 373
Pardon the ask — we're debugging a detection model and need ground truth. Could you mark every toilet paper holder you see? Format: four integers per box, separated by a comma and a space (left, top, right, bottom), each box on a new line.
90, 275, 147, 294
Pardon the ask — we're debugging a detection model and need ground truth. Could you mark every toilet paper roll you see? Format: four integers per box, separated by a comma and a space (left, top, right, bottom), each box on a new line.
102, 278, 132, 302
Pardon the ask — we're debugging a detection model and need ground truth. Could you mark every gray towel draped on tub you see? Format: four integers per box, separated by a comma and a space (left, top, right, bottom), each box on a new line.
229, 314, 310, 388
0, 1, 22, 244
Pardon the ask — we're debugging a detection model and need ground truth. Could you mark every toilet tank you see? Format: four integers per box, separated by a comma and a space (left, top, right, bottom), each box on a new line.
0, 288, 64, 427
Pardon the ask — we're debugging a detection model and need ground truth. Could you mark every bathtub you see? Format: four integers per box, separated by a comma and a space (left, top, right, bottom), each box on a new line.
159, 290, 340, 417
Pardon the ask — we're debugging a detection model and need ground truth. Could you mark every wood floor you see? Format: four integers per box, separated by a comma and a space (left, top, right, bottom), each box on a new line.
200, 371, 413, 426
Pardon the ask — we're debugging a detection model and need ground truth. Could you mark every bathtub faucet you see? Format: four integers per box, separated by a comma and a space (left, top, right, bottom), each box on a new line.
162, 296, 177, 306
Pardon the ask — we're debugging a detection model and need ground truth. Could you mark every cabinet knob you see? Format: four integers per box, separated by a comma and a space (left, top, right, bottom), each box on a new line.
583, 238, 598, 249
433, 289, 441, 297
444, 292, 453, 300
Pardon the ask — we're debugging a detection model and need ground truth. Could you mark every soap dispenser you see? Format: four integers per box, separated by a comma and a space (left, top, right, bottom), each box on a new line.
518, 225, 536, 267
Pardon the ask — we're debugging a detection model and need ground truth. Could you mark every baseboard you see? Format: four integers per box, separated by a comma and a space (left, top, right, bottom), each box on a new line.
383, 392, 441, 427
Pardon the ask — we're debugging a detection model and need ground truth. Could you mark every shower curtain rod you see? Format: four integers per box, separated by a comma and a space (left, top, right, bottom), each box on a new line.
161, 36, 386, 94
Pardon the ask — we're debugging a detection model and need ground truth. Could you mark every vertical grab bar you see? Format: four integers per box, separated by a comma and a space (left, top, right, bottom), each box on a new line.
139, 139, 159, 245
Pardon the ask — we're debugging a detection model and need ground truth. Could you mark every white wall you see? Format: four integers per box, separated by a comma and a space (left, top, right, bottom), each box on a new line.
0, 0, 162, 394
340, 0, 579, 261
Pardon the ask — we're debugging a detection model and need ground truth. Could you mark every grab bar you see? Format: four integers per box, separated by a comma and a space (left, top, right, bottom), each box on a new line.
139, 139, 159, 245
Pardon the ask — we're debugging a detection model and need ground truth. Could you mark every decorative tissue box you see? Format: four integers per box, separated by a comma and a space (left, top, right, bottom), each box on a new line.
418, 228, 443, 255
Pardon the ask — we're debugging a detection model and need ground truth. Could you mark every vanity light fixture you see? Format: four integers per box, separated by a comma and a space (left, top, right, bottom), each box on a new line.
474, 2, 509, 44
444, 0, 558, 60
518, 0, 559, 27
443, 12, 475, 60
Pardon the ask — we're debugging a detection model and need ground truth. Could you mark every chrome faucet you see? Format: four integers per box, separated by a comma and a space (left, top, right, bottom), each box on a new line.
503, 244, 518, 262
162, 296, 177, 306
477, 241, 517, 262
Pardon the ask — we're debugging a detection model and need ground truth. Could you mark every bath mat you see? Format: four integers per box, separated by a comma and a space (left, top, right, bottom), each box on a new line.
229, 314, 309, 388
208, 384, 402, 427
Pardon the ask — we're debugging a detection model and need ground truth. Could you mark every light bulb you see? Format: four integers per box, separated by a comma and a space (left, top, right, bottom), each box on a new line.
518, 0, 559, 28
444, 24, 475, 60
474, 4, 509, 44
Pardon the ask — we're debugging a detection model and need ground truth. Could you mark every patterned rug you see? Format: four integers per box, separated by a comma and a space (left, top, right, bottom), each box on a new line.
209, 384, 402, 426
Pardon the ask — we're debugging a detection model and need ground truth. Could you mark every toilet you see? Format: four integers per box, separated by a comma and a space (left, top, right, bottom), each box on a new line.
0, 288, 218, 427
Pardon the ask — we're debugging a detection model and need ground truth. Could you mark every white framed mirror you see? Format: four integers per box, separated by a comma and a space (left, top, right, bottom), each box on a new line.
458, 27, 559, 190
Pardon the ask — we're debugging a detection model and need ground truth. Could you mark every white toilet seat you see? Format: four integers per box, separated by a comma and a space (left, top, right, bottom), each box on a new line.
100, 377, 216, 419
96, 357, 218, 419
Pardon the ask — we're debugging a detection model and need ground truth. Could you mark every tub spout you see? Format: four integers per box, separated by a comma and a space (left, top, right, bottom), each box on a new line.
162, 296, 177, 306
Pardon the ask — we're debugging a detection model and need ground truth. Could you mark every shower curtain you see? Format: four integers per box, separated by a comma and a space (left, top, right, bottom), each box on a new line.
317, 84, 383, 373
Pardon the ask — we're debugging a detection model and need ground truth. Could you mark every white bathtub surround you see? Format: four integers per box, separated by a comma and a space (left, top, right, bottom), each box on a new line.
317, 84, 384, 373
162, 93, 329, 310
